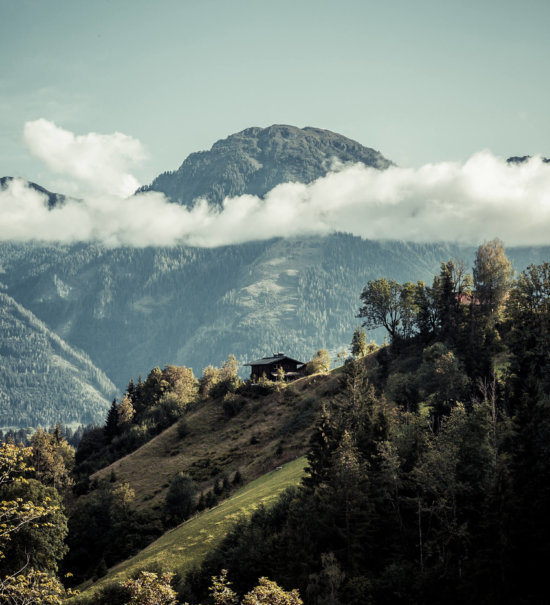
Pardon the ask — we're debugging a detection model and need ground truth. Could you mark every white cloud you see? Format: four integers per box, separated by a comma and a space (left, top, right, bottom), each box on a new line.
2, 151, 550, 248
23, 119, 147, 197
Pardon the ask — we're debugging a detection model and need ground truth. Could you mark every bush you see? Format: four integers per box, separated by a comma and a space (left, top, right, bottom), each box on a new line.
177, 418, 189, 439
163, 473, 198, 528
222, 393, 246, 417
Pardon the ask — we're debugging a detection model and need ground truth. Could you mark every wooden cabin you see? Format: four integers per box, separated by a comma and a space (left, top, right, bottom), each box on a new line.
244, 353, 305, 382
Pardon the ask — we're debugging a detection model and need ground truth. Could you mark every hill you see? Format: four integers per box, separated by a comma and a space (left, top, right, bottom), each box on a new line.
63, 368, 349, 588
80, 457, 307, 599
90, 370, 340, 512
0, 291, 116, 428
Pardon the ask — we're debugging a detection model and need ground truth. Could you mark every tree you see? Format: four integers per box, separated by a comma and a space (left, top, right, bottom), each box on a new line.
163, 472, 198, 527
358, 279, 402, 340
307, 350, 331, 375
30, 428, 75, 492
210, 569, 239, 605
123, 571, 177, 605
118, 394, 136, 428
105, 399, 120, 441
350, 328, 367, 359
436, 260, 472, 343
242, 577, 302, 605
0, 442, 72, 603
414, 280, 439, 340
473, 239, 512, 315
199, 365, 222, 399
505, 262, 550, 600
0, 569, 74, 604
417, 342, 469, 421
162, 365, 198, 405
209, 570, 302, 605
0, 479, 68, 576
358, 279, 418, 341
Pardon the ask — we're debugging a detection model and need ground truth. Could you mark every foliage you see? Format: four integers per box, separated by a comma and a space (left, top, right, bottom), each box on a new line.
123, 571, 177, 605
209, 570, 302, 605
350, 327, 367, 359
0, 479, 68, 575
0, 568, 75, 605
65, 480, 163, 583
473, 238, 512, 314
241, 577, 302, 605
163, 473, 198, 527
30, 426, 75, 492
75, 364, 199, 478
306, 350, 331, 375
358, 279, 418, 341
0, 442, 72, 604
198, 356, 242, 399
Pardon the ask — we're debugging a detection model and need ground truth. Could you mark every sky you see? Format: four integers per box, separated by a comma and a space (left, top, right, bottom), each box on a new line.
1, 0, 550, 246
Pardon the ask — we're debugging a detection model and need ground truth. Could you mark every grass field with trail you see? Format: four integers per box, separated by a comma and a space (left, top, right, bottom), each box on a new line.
80, 456, 307, 597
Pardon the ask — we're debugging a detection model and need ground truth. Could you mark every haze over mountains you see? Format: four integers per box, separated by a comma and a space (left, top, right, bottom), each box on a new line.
1, 125, 549, 428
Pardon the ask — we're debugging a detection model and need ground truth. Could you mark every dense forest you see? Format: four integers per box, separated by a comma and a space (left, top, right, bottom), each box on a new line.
1, 240, 549, 604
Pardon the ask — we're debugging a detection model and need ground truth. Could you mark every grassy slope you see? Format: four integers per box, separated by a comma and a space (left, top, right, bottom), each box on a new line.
92, 372, 340, 514
81, 456, 307, 596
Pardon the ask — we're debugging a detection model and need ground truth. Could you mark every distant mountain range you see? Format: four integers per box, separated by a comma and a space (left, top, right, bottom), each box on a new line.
1, 125, 549, 428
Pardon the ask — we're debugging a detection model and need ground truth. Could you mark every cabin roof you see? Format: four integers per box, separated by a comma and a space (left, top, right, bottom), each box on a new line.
244, 353, 305, 367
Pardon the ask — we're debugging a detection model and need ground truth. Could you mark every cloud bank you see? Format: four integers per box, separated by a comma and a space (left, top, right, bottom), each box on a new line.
23, 119, 147, 197
4, 120, 550, 248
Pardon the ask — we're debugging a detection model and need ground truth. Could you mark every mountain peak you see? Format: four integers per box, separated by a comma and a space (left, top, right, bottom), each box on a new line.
139, 125, 392, 206
0, 176, 66, 209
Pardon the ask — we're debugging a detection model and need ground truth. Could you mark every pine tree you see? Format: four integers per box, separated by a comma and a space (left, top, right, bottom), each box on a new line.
104, 399, 119, 441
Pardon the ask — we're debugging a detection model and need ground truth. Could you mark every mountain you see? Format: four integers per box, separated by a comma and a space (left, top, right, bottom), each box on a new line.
0, 290, 116, 428
507, 155, 550, 164
1, 126, 549, 429
0, 237, 472, 395
0, 176, 67, 209
138, 124, 392, 206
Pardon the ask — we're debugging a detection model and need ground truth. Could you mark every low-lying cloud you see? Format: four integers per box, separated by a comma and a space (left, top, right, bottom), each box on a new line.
4, 121, 550, 247
23, 119, 147, 197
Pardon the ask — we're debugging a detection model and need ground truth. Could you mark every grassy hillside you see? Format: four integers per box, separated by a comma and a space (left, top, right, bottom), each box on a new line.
80, 456, 307, 597
91, 372, 341, 514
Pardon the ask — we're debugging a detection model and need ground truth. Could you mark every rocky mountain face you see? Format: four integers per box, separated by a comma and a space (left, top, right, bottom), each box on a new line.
1, 126, 549, 429
138, 125, 392, 206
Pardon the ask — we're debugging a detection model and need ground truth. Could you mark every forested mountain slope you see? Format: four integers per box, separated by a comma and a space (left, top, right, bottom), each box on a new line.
0, 291, 116, 428
0, 237, 473, 395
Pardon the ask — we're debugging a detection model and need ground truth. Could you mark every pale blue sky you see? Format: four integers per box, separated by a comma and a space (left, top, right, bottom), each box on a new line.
1, 0, 549, 192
